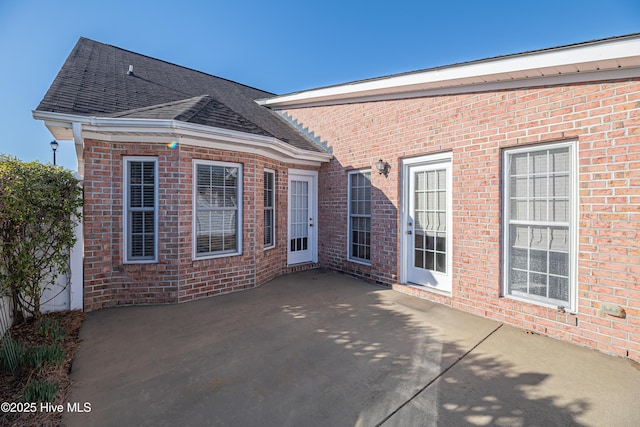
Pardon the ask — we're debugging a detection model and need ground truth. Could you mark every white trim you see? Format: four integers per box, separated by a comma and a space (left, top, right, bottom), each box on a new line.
264, 168, 276, 250
502, 140, 578, 312
69, 171, 83, 310
263, 68, 640, 109
32, 111, 333, 166
260, 35, 640, 108
287, 169, 318, 265
123, 157, 159, 264
347, 169, 372, 265
192, 159, 243, 260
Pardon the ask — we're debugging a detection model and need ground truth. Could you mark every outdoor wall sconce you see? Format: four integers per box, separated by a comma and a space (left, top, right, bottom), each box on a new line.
375, 159, 390, 177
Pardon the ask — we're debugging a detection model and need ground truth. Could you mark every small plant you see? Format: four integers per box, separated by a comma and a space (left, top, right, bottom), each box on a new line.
1, 341, 66, 373
22, 379, 59, 403
22, 344, 65, 369
36, 317, 53, 336
36, 317, 65, 343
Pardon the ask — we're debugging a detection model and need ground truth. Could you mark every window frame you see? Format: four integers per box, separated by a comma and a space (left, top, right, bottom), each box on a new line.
347, 169, 372, 265
123, 156, 159, 264
502, 141, 577, 311
264, 169, 276, 249
192, 159, 243, 260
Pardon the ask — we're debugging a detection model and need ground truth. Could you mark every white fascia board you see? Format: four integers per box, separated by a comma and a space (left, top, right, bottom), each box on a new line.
260, 35, 640, 108
32, 111, 332, 164
265, 67, 640, 109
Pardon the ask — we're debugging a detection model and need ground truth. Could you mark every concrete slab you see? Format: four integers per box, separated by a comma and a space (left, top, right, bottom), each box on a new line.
384, 324, 640, 426
64, 270, 640, 426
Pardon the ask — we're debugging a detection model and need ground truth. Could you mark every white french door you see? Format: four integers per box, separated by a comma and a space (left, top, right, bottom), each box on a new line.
288, 170, 317, 265
404, 155, 452, 292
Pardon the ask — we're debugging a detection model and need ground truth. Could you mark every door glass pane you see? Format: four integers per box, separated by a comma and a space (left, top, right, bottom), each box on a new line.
290, 180, 309, 252
413, 168, 447, 273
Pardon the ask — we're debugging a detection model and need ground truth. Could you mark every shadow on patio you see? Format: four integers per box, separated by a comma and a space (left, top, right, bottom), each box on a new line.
65, 269, 635, 427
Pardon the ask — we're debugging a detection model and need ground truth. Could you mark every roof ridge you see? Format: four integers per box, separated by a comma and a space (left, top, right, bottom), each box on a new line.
176, 96, 216, 123
78, 37, 276, 97
107, 95, 210, 117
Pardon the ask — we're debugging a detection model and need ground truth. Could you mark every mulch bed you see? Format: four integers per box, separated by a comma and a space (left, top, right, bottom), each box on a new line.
0, 310, 85, 427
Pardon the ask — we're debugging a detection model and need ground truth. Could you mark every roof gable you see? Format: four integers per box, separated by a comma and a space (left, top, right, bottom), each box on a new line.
36, 37, 321, 152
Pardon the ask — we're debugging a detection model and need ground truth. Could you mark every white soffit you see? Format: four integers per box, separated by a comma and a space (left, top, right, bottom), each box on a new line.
260, 35, 640, 108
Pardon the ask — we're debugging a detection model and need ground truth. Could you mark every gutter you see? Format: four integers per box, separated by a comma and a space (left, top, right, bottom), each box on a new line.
32, 111, 333, 165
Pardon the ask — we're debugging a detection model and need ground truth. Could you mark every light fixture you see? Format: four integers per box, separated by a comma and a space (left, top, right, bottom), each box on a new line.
50, 140, 59, 165
375, 159, 390, 177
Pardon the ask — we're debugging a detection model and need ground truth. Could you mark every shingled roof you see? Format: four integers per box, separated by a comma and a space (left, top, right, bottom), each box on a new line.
36, 37, 322, 152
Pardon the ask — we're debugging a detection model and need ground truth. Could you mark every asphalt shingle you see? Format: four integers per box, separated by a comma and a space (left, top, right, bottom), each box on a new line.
37, 37, 322, 152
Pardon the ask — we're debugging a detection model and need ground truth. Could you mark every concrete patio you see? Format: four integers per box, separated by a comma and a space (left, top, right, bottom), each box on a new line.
65, 269, 640, 426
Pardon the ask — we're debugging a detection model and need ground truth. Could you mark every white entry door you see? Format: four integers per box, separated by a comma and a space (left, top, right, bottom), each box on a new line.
288, 170, 317, 265
404, 155, 452, 292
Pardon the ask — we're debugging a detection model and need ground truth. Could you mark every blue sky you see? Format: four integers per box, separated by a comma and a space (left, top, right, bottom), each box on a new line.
0, 0, 638, 170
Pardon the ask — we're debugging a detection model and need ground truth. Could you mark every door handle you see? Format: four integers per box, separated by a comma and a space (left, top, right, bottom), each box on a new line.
407, 231, 412, 235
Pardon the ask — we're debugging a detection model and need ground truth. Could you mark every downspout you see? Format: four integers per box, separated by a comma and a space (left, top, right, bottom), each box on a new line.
70, 122, 85, 311
253, 155, 257, 288
177, 142, 182, 301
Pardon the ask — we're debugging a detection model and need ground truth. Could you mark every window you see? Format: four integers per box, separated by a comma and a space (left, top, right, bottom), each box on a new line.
124, 158, 158, 263
194, 161, 242, 258
264, 170, 275, 248
348, 170, 371, 263
504, 142, 575, 309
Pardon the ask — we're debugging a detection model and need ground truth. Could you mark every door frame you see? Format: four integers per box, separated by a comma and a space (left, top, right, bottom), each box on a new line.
400, 152, 453, 293
287, 169, 318, 265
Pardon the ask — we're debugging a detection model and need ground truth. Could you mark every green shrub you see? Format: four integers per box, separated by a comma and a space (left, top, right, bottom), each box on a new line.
0, 155, 83, 323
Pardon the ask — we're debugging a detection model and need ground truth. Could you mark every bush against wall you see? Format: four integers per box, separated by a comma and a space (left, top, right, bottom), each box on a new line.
0, 155, 83, 323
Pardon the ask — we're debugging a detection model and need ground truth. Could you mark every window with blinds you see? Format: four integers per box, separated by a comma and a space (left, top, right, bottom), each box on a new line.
124, 158, 157, 263
348, 170, 371, 263
504, 142, 575, 308
194, 161, 242, 258
264, 170, 275, 248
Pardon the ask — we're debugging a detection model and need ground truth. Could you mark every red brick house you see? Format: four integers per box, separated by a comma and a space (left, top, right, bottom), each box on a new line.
34, 34, 640, 361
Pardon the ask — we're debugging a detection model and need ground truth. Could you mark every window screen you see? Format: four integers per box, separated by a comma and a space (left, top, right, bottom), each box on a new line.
264, 171, 275, 247
195, 163, 241, 256
348, 171, 371, 263
505, 144, 573, 306
126, 159, 157, 262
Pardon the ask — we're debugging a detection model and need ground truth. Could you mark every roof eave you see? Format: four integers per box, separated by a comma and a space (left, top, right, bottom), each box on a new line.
259, 34, 640, 108
32, 110, 332, 165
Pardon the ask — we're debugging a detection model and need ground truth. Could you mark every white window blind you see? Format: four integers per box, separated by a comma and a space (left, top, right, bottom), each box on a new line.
125, 158, 157, 262
194, 161, 242, 257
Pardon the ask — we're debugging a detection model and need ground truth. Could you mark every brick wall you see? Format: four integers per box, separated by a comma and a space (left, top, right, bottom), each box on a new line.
282, 78, 640, 361
82, 139, 319, 310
